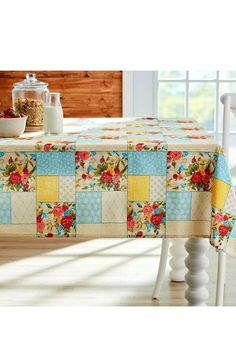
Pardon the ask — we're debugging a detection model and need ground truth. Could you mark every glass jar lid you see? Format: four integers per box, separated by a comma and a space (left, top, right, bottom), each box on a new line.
13, 73, 48, 90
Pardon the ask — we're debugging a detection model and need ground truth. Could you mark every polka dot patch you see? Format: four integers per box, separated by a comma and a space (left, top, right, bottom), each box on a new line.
76, 191, 102, 224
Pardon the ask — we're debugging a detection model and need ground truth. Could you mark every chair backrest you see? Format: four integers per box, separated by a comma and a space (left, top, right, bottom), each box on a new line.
221, 93, 236, 115
220, 93, 236, 159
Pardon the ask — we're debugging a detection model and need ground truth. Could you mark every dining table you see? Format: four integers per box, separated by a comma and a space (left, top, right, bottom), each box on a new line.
0, 116, 236, 306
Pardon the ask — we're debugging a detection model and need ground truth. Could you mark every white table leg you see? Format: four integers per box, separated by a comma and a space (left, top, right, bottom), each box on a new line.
185, 238, 209, 306
169, 239, 187, 282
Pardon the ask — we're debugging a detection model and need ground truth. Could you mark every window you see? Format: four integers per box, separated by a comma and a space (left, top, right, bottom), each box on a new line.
155, 71, 236, 184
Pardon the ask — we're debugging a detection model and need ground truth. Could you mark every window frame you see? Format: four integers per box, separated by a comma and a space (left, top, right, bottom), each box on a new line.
155, 71, 236, 135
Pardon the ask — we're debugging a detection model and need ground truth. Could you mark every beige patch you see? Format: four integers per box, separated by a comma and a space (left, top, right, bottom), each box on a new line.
224, 187, 236, 216
191, 192, 212, 221
76, 223, 127, 237
0, 224, 36, 235
102, 192, 127, 223
166, 221, 211, 238
11, 193, 36, 224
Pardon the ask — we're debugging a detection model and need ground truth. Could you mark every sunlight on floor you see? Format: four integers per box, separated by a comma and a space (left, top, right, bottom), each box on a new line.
0, 238, 165, 306
0, 237, 235, 306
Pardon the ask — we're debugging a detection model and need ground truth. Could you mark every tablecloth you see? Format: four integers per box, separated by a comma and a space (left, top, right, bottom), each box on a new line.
0, 117, 236, 256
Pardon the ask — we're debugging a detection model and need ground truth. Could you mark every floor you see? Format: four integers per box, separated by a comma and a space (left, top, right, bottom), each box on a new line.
0, 237, 235, 306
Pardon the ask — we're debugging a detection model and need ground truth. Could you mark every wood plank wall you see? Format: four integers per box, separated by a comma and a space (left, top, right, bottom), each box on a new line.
0, 71, 122, 117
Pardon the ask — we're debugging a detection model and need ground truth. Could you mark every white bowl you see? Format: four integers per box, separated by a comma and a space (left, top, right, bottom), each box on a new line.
0, 116, 27, 138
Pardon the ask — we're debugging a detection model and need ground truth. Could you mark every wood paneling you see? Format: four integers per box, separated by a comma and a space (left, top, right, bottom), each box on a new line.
0, 71, 122, 117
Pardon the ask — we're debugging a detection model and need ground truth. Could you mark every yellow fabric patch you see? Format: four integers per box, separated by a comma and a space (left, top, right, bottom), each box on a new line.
212, 178, 230, 209
128, 176, 150, 201
37, 176, 59, 202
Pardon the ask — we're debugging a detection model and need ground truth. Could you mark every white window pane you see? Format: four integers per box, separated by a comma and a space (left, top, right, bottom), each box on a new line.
189, 83, 215, 131
189, 71, 216, 80
158, 82, 185, 117
229, 134, 236, 186
219, 71, 236, 80
218, 83, 236, 131
217, 134, 236, 186
158, 71, 186, 80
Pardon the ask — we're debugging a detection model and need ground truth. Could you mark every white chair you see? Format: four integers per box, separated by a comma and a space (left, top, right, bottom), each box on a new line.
216, 93, 236, 306
153, 94, 236, 305
152, 238, 170, 299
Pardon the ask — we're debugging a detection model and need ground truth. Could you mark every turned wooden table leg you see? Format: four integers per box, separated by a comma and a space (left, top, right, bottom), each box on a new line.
184, 238, 209, 306
169, 239, 187, 282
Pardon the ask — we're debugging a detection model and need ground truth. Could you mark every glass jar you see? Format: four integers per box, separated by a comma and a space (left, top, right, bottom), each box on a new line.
44, 92, 64, 134
12, 73, 49, 131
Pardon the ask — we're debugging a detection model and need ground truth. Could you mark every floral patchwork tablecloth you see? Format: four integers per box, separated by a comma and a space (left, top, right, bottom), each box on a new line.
0, 117, 236, 255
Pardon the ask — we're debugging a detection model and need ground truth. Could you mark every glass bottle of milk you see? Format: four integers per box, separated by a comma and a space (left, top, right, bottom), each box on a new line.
44, 92, 63, 134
